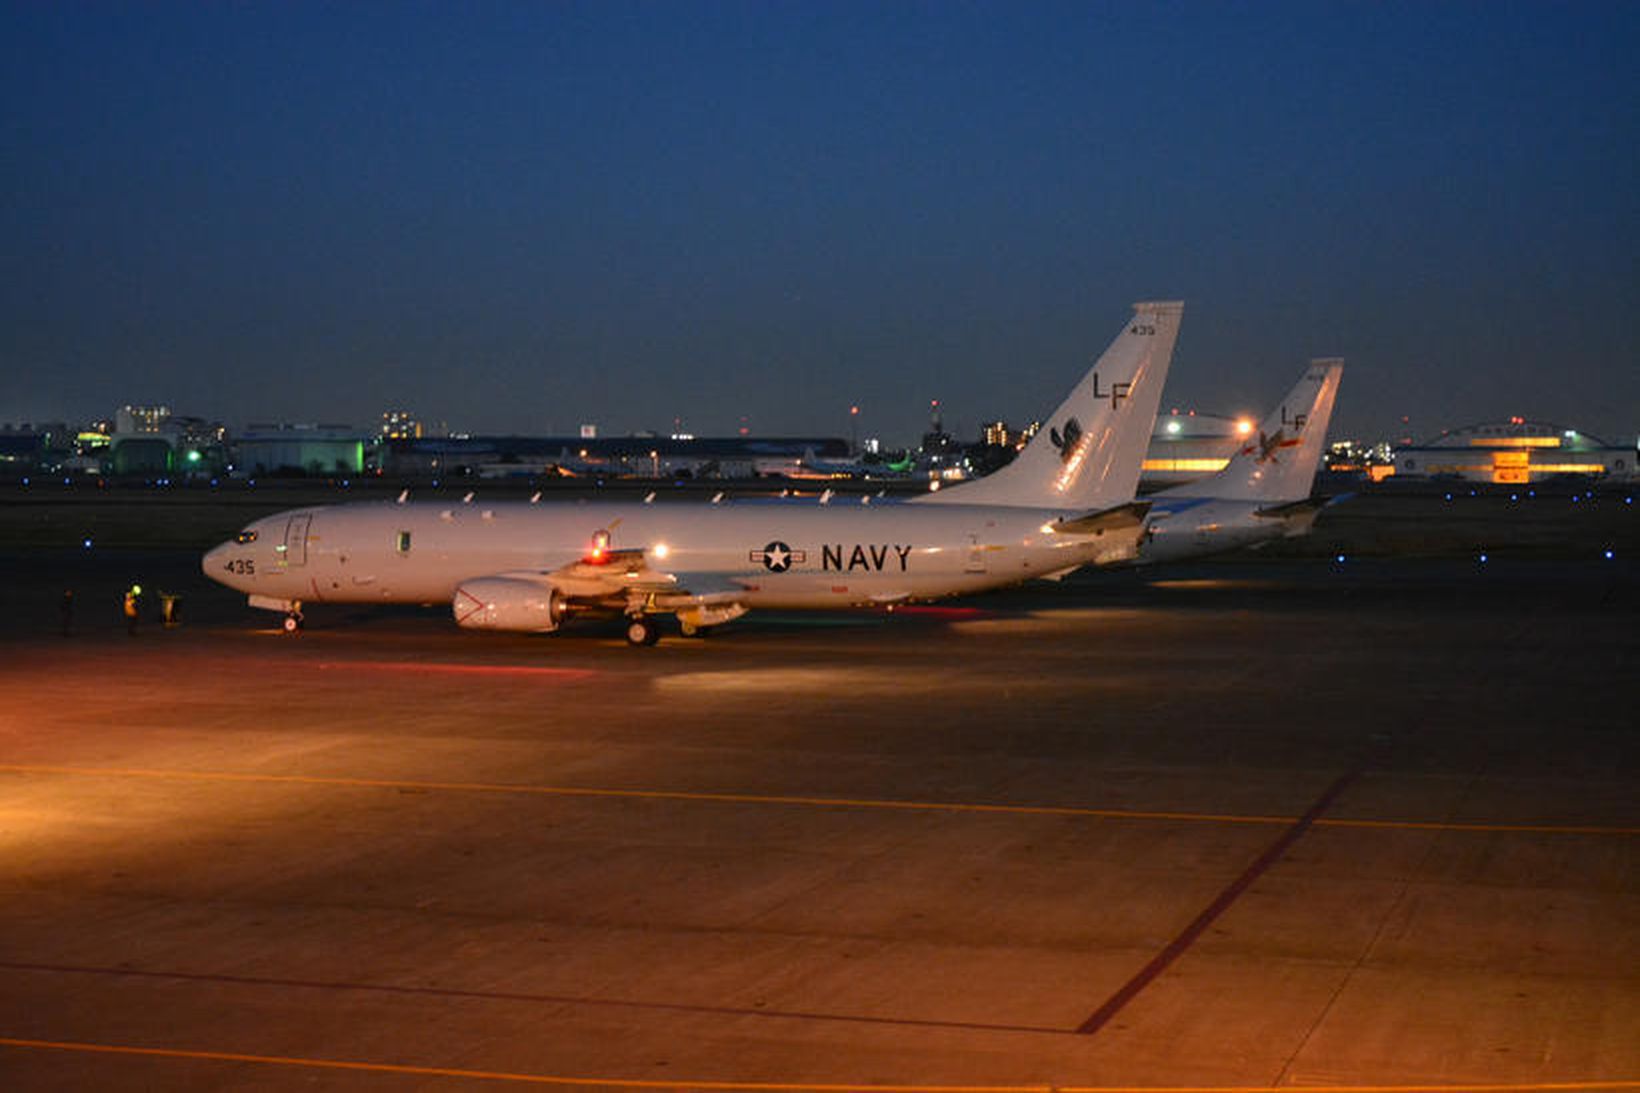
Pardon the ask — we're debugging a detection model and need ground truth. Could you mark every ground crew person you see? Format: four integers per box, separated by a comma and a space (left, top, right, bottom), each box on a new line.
124, 585, 141, 636
160, 591, 180, 628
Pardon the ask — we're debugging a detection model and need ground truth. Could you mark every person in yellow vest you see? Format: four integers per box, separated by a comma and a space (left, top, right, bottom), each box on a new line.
124, 585, 141, 636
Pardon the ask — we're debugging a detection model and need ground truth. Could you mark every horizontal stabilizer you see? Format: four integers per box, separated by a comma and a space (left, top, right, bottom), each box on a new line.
1050, 500, 1153, 535
1252, 498, 1322, 519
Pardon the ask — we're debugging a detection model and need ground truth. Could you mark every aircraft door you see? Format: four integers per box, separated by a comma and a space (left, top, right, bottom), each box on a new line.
965, 534, 987, 573
283, 514, 311, 566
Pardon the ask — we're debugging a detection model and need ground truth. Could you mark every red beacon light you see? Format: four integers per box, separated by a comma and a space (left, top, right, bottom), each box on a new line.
586, 529, 612, 564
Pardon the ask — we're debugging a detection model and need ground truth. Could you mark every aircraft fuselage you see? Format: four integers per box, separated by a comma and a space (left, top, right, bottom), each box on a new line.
204, 499, 1139, 613
1136, 497, 1311, 565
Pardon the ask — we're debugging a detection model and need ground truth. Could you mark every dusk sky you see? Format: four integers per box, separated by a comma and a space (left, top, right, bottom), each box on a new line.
3, 2, 1636, 446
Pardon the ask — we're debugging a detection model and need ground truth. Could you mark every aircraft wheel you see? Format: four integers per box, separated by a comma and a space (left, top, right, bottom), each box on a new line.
625, 618, 660, 646
678, 619, 700, 638
282, 613, 304, 633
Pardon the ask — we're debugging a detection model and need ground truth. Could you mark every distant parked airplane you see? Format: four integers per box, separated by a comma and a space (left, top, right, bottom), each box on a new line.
1137, 359, 1343, 564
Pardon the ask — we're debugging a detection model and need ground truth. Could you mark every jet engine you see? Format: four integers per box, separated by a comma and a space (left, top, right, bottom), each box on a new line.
453, 577, 567, 632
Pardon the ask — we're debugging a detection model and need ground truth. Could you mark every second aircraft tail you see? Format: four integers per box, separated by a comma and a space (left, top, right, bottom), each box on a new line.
1174, 358, 1344, 504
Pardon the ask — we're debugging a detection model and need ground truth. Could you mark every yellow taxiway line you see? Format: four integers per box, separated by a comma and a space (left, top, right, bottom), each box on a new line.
0, 764, 1635, 837
3, 1036, 1638, 1092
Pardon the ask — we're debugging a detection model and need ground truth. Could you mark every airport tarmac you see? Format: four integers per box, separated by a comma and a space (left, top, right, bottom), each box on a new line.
0, 547, 1636, 1091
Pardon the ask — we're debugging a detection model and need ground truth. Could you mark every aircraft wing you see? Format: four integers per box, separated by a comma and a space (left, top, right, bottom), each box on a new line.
538, 549, 751, 606
455, 549, 756, 636
649, 572, 754, 609
1254, 491, 1354, 520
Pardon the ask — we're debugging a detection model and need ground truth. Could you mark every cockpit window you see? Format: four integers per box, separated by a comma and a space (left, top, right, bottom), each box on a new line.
235, 530, 258, 544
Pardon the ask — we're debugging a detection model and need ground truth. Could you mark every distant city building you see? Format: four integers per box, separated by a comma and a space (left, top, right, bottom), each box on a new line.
1393, 419, 1634, 484
1325, 440, 1396, 483
918, 399, 959, 477
381, 434, 850, 480
117, 404, 171, 434
381, 410, 423, 440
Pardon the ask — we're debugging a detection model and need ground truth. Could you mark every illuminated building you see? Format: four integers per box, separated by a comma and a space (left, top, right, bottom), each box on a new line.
381, 410, 424, 440
238, 424, 370, 476
1326, 440, 1396, 482
116, 404, 171, 434
1140, 410, 1253, 490
110, 405, 178, 474
1393, 419, 1634, 484
379, 434, 852, 480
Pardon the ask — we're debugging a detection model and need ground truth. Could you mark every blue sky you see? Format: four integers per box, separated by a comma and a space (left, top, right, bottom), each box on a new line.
3, 1, 1636, 444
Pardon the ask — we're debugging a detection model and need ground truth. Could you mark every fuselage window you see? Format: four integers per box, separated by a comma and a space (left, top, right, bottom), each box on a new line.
396, 530, 412, 554
235, 530, 258, 544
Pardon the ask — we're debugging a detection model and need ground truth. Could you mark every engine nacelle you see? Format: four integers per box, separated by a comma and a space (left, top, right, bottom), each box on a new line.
453, 577, 566, 632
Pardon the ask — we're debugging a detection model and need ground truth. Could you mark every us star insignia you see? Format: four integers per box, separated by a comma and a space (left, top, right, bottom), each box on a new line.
751, 541, 806, 572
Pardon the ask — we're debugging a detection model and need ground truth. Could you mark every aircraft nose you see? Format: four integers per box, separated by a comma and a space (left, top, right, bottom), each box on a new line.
202, 542, 229, 580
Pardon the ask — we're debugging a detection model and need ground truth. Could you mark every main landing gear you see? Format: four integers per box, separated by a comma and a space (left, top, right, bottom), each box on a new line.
624, 617, 661, 646
282, 606, 305, 633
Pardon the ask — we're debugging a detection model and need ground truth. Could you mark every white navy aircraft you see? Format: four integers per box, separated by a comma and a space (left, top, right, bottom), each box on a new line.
204, 301, 1183, 645
1137, 358, 1344, 564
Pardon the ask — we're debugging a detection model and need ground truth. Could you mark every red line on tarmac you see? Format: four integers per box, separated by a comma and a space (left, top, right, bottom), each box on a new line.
1074, 768, 1362, 1036
885, 605, 990, 618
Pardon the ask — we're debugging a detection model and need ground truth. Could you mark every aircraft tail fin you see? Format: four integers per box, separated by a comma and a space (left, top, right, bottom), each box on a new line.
1181, 359, 1343, 504
916, 300, 1183, 510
